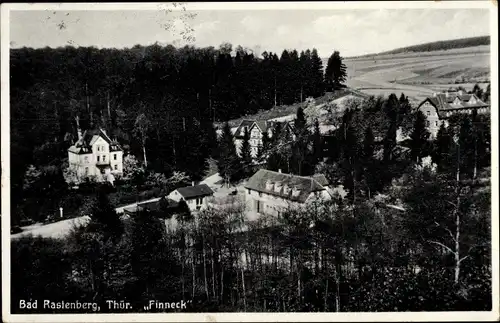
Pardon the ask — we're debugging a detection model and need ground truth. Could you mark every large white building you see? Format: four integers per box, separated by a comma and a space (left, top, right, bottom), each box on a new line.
244, 169, 332, 218
67, 125, 123, 181
417, 89, 489, 138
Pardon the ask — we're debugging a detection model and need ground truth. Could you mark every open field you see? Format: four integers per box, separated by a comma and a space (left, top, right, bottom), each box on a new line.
343, 45, 490, 103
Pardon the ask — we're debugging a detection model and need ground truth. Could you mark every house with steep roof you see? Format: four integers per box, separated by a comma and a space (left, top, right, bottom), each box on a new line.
67, 118, 123, 181
234, 119, 295, 158
417, 89, 489, 138
244, 169, 332, 218
167, 183, 215, 212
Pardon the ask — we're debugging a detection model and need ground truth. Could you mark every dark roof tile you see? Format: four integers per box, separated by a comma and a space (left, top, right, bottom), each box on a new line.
244, 169, 326, 203
176, 184, 214, 199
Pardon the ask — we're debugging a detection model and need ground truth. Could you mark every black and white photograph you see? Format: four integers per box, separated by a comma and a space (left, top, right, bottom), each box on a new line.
1, 2, 498, 322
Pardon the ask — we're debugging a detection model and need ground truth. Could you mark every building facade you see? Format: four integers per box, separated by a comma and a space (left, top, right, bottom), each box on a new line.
67, 126, 123, 181
417, 90, 489, 138
244, 169, 332, 218
167, 183, 215, 212
233, 119, 295, 158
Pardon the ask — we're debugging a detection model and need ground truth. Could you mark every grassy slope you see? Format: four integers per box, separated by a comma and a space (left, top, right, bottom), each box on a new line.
342, 45, 490, 103
220, 88, 367, 128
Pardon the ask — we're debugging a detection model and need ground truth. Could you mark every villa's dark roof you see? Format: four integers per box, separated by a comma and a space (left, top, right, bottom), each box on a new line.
176, 184, 214, 199
234, 120, 266, 138
420, 92, 489, 118
68, 128, 123, 155
244, 169, 326, 203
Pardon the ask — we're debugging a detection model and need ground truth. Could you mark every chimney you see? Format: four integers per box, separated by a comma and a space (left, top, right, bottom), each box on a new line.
75, 116, 82, 141
278, 169, 282, 173
192, 181, 195, 186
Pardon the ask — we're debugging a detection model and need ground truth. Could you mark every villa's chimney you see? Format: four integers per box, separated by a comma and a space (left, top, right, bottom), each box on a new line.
192, 181, 195, 186
75, 116, 82, 141
278, 169, 282, 173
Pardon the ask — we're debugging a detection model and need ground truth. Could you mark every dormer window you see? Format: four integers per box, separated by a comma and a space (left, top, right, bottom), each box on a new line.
265, 180, 274, 191
274, 181, 282, 193
292, 187, 301, 197
283, 184, 291, 195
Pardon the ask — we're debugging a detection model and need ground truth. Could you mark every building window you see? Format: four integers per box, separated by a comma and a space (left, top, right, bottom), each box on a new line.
85, 167, 89, 175
97, 156, 100, 162
435, 121, 439, 127
97, 146, 100, 152
426, 111, 430, 116
426, 121, 430, 127
196, 197, 203, 205
84, 156, 89, 163
114, 154, 117, 160
247, 189, 251, 195
114, 164, 118, 170
103, 155, 106, 162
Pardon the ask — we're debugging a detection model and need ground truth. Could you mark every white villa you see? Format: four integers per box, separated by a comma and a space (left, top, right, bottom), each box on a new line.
67, 122, 123, 182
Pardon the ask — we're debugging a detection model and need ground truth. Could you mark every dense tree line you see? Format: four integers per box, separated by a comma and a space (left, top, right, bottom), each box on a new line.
11, 43, 349, 225
12, 153, 491, 313
11, 84, 492, 312
357, 36, 490, 57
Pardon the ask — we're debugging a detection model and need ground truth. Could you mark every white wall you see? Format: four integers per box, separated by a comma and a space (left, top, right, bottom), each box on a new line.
245, 187, 332, 218
167, 190, 210, 212
110, 150, 123, 174
92, 137, 111, 170
419, 101, 442, 138
245, 188, 301, 217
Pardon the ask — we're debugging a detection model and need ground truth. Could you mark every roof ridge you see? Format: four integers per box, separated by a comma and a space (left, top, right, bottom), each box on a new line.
262, 169, 324, 187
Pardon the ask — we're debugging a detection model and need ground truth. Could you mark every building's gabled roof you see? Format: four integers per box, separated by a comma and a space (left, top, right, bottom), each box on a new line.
123, 198, 179, 215
253, 120, 269, 134
312, 174, 329, 187
175, 184, 214, 199
234, 120, 257, 138
419, 92, 489, 118
68, 128, 123, 154
244, 169, 326, 203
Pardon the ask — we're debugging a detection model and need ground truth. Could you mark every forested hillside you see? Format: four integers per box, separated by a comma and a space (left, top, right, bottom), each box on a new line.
10, 43, 343, 224
353, 36, 490, 58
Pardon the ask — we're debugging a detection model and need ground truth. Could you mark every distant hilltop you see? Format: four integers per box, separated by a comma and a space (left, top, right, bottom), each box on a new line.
348, 36, 490, 59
